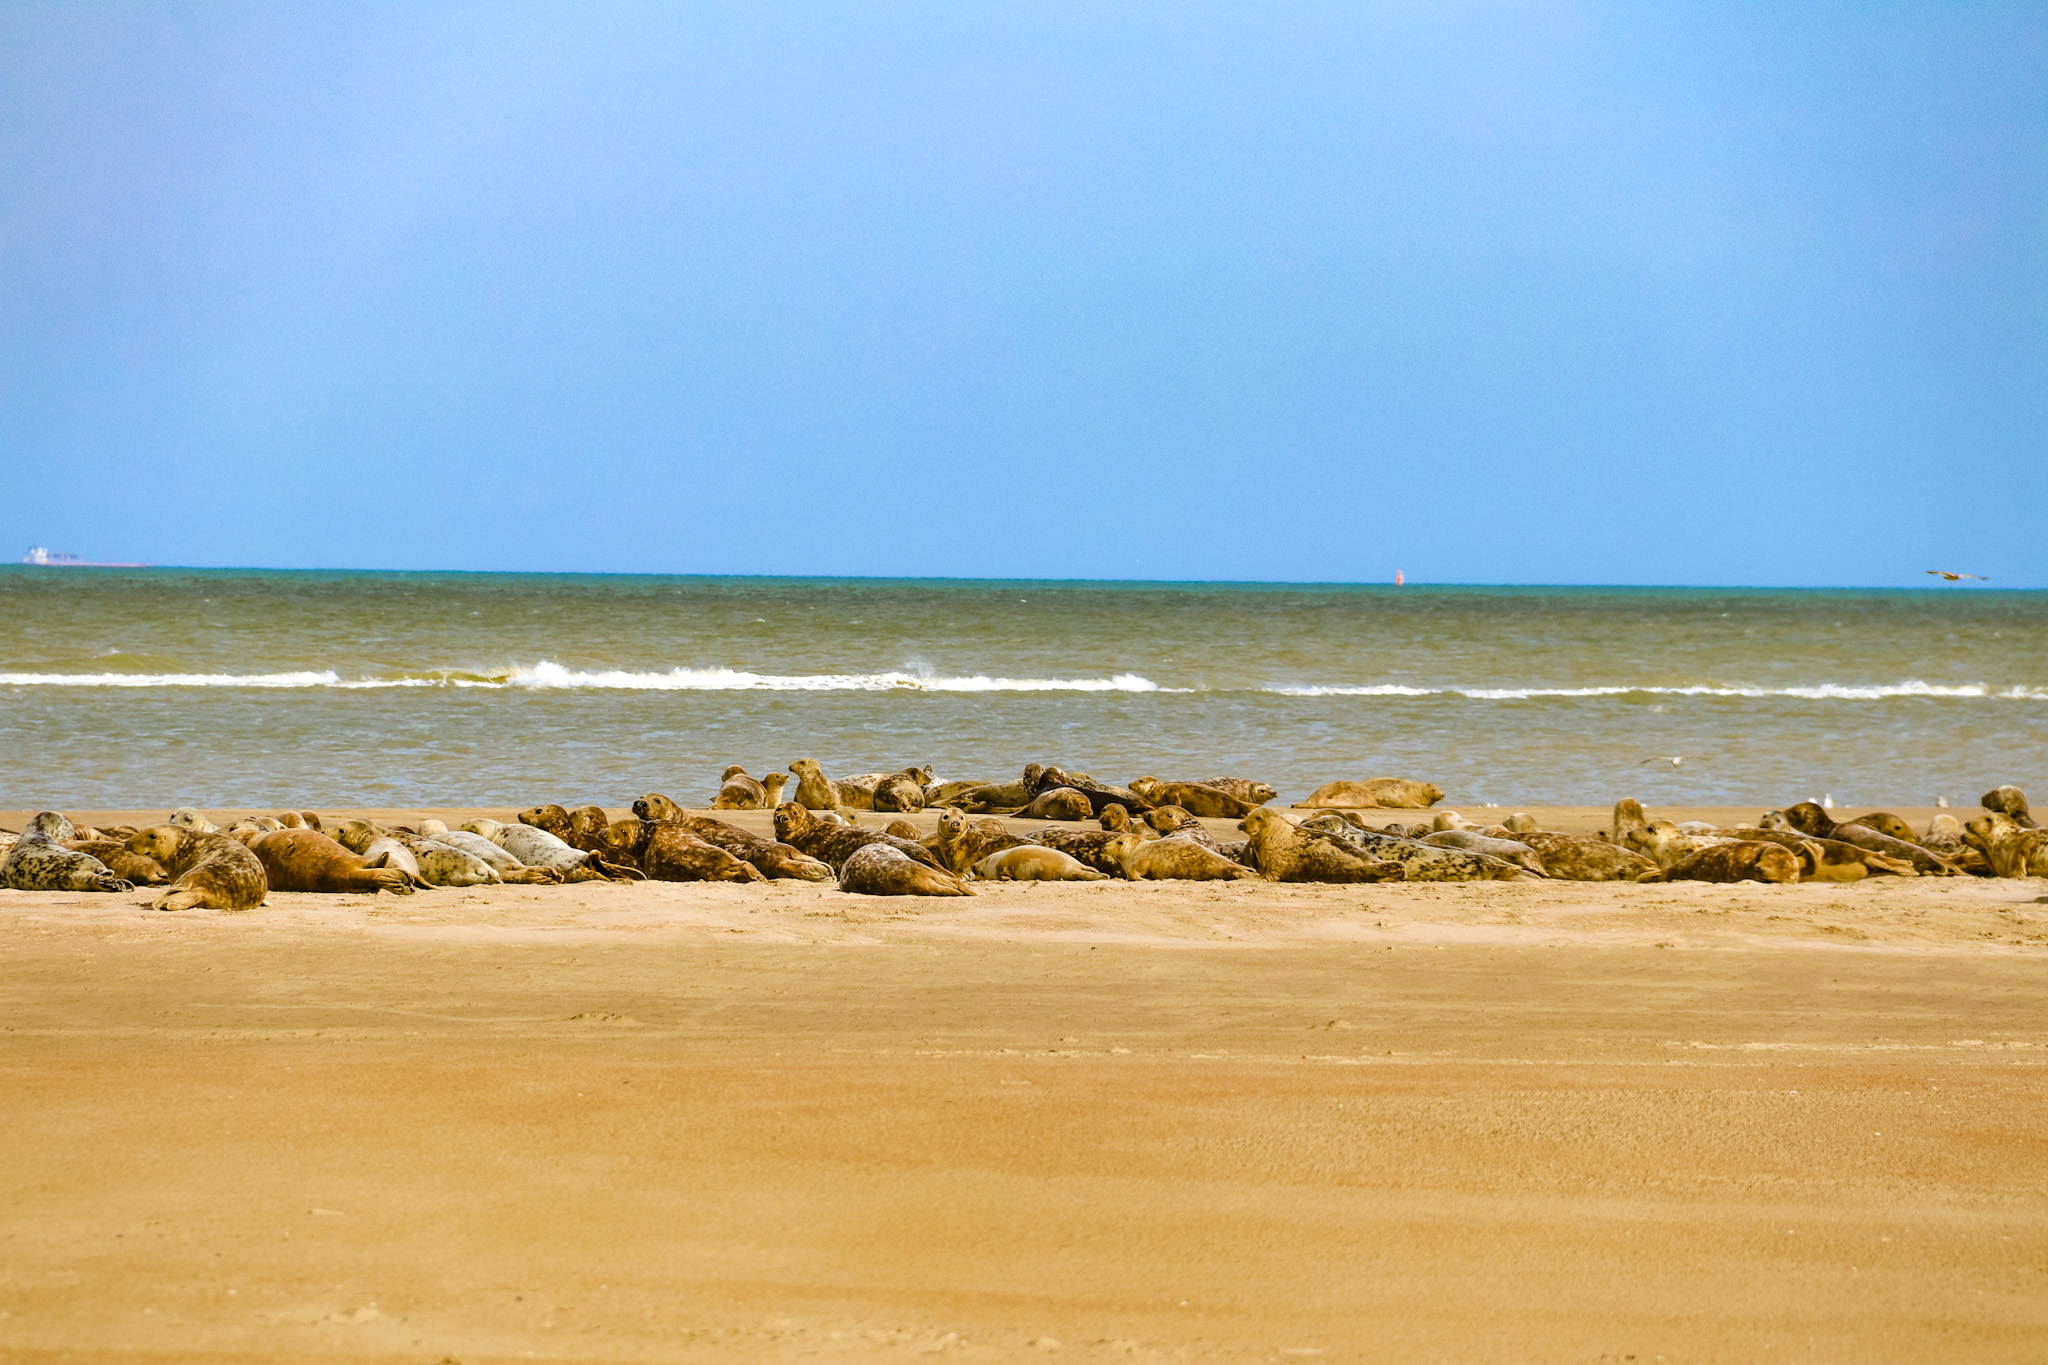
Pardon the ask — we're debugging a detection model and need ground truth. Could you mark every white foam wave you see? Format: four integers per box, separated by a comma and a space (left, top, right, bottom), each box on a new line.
1276, 681, 2048, 700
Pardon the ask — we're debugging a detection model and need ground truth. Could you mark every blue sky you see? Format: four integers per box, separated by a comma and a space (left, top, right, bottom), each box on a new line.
2, 2, 2042, 585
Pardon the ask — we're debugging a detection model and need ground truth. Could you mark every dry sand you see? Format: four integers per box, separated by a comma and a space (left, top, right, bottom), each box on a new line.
2, 804, 2045, 1362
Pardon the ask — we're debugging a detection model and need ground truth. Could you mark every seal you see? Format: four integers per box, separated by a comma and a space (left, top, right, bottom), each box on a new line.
973, 845, 1110, 882
1202, 777, 1278, 806
1422, 830, 1545, 876
0, 812, 132, 892
1293, 815, 1522, 881
1502, 813, 1539, 834
1431, 811, 1468, 832
1143, 805, 1223, 851
1779, 804, 1959, 875
458, 819, 634, 882
610, 821, 765, 882
1980, 785, 2037, 828
1624, 821, 1737, 871
244, 828, 419, 894
839, 842, 974, 896
1028, 824, 1135, 877
124, 825, 268, 911
1030, 766, 1152, 817
630, 793, 687, 823
924, 778, 990, 808
788, 758, 843, 811
1837, 812, 1921, 844
774, 801, 947, 873
430, 829, 562, 883
1638, 841, 1801, 884
1240, 808, 1400, 882
64, 838, 170, 886
1292, 779, 1444, 810
873, 770, 930, 813
1963, 812, 2048, 878
1129, 777, 1256, 819
671, 813, 833, 881
712, 766, 766, 809
1610, 799, 1651, 846
1511, 832, 1655, 882
883, 818, 922, 840
1104, 831, 1258, 882
1729, 828, 1915, 881
953, 765, 1044, 814
1019, 787, 1093, 821
167, 807, 217, 833
929, 807, 1031, 875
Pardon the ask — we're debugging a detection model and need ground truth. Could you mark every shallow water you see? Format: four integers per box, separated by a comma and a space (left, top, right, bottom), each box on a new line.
1, 568, 2041, 810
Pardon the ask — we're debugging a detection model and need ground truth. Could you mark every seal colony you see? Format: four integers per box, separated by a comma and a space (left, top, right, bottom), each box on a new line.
5, 770, 2042, 906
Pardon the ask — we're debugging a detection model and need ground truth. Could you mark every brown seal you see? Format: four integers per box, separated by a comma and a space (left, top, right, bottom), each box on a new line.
873, 771, 929, 813
789, 758, 843, 811
670, 813, 832, 881
774, 802, 947, 873
1203, 777, 1277, 806
1292, 779, 1444, 810
1130, 777, 1256, 818
1639, 841, 1801, 884
631, 793, 686, 823
712, 766, 766, 809
929, 807, 1030, 875
124, 825, 268, 911
839, 842, 974, 896
1609, 798, 1651, 846
1028, 824, 1132, 877
1030, 766, 1152, 817
1105, 831, 1258, 882
953, 765, 1045, 814
1837, 812, 1920, 843
1779, 804, 1959, 875
1511, 832, 1654, 881
1963, 813, 2048, 877
1019, 787, 1093, 821
1422, 830, 1545, 876
64, 839, 170, 886
1240, 808, 1400, 882
609, 821, 765, 883
1980, 785, 2036, 828
1730, 828, 1915, 880
245, 829, 419, 895
1, 813, 133, 892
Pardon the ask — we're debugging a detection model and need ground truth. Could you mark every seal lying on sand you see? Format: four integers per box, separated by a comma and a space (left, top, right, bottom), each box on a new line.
973, 845, 1109, 882
1640, 841, 1801, 884
1981, 785, 2037, 828
125, 825, 268, 911
1019, 787, 1093, 821
1241, 808, 1400, 883
244, 828, 420, 894
1293, 779, 1444, 810
1510, 832, 1654, 881
1029, 767, 1153, 817
1030, 824, 1137, 877
951, 765, 1045, 814
673, 813, 832, 881
1145, 806, 1224, 851
873, 770, 930, 813
609, 821, 765, 883
839, 842, 974, 896
774, 802, 946, 873
1105, 831, 1258, 882
928, 808, 1032, 875
1779, 804, 1960, 875
1730, 828, 1914, 880
1963, 813, 2048, 878
1, 812, 133, 892
1626, 822, 1736, 871
1422, 829, 1546, 876
459, 819, 634, 882
1295, 815, 1522, 881
64, 838, 169, 886
1130, 777, 1256, 819
421, 829, 560, 883
167, 807, 217, 833
1203, 777, 1277, 806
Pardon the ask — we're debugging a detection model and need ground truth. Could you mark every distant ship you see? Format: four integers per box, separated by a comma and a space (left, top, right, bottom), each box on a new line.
20, 546, 152, 568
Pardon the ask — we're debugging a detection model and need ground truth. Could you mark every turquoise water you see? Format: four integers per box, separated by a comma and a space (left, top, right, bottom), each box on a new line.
1, 568, 2041, 810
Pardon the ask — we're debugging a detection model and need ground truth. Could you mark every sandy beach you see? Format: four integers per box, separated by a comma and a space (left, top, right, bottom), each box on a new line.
2, 803, 2044, 1362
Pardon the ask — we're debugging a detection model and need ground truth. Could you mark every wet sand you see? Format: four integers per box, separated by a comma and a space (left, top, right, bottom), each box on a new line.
2, 805, 2045, 1362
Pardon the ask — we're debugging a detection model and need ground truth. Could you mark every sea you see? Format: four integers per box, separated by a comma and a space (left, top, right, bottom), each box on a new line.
1, 568, 2041, 813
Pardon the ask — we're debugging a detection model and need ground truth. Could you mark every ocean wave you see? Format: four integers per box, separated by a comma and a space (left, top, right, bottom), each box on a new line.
0, 667, 2038, 699
1274, 681, 2048, 700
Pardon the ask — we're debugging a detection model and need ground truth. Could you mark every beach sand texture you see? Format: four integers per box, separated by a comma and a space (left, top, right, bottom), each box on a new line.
3, 805, 2045, 1361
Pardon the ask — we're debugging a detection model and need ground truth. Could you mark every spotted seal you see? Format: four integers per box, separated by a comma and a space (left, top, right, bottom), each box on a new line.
1510, 832, 1655, 882
428, 829, 562, 884
1779, 804, 1959, 875
0, 812, 133, 892
1030, 766, 1152, 817
458, 819, 635, 882
1203, 777, 1278, 806
774, 801, 947, 873
1729, 828, 1915, 880
1019, 786, 1093, 821
64, 838, 170, 885
124, 825, 268, 911
1240, 808, 1399, 882
1980, 785, 2036, 828
1422, 829, 1546, 876
1639, 841, 1801, 884
929, 807, 1031, 875
610, 821, 765, 882
839, 842, 974, 896
1293, 779, 1444, 810
1963, 812, 2048, 878
671, 813, 831, 881
953, 765, 1045, 814
1295, 815, 1521, 881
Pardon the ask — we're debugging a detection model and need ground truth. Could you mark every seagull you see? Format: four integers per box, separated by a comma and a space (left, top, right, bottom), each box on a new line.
1637, 756, 1694, 768
1926, 570, 1987, 582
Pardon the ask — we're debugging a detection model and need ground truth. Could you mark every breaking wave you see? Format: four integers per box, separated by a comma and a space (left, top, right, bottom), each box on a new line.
0, 667, 2038, 699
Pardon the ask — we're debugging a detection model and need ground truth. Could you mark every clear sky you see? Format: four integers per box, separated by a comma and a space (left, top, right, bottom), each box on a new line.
2, 2, 2042, 585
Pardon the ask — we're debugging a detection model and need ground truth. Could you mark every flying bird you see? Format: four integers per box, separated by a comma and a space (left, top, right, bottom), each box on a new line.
1637, 756, 1694, 768
1926, 570, 1987, 582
